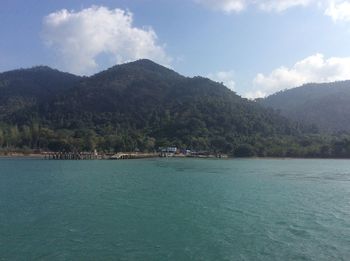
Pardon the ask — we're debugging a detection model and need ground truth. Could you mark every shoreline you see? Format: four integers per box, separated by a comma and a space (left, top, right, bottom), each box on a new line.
1, 152, 350, 160
0, 153, 45, 158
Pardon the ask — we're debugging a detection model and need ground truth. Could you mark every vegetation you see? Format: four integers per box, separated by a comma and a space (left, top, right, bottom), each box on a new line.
259, 81, 350, 133
1, 59, 350, 158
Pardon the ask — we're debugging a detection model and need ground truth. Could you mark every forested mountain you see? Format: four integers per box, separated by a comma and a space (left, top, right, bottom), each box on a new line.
259, 81, 350, 133
1, 59, 350, 157
0, 66, 82, 120
41, 60, 300, 141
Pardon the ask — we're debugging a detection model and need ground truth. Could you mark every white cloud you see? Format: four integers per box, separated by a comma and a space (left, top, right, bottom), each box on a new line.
325, 0, 350, 22
195, 0, 315, 13
195, 0, 350, 22
245, 90, 266, 99
207, 70, 236, 90
258, 0, 315, 12
42, 6, 170, 75
247, 53, 350, 98
195, 0, 246, 13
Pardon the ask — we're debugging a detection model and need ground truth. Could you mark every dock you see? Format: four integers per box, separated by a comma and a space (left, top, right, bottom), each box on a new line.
43, 151, 100, 160
43, 151, 158, 160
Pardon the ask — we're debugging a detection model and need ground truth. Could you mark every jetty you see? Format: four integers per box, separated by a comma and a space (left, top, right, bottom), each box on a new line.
43, 151, 158, 160
42, 149, 227, 160
110, 152, 158, 160
43, 151, 100, 160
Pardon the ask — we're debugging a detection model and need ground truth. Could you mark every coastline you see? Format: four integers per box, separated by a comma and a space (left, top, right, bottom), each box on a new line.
1, 152, 349, 160
0, 153, 45, 158
0, 151, 227, 160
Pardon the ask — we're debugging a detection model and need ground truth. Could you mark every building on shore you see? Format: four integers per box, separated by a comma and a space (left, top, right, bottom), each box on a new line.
159, 147, 177, 157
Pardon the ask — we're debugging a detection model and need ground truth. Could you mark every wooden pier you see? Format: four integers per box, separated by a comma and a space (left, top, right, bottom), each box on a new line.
110, 152, 158, 160
43, 151, 158, 160
43, 151, 100, 160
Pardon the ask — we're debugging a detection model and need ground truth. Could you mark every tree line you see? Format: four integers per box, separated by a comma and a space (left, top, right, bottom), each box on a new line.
2, 122, 350, 158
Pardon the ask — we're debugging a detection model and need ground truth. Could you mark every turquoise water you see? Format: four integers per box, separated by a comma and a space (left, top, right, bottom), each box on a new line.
0, 158, 349, 260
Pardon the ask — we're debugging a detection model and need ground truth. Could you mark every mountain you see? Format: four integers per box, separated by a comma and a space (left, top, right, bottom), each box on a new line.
259, 81, 350, 133
36, 60, 303, 152
1, 59, 340, 157
0, 66, 82, 120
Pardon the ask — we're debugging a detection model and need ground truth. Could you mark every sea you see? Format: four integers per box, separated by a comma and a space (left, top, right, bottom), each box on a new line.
0, 158, 349, 260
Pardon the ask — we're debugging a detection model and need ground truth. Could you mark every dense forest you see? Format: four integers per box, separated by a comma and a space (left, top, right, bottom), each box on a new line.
1, 59, 350, 157
259, 81, 350, 133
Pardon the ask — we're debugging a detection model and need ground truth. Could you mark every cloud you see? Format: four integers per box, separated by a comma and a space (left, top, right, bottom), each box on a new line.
195, 0, 350, 22
325, 0, 350, 22
245, 90, 266, 99
42, 6, 170, 75
195, 0, 315, 13
207, 70, 236, 90
247, 53, 350, 98
258, 0, 315, 12
195, 0, 246, 13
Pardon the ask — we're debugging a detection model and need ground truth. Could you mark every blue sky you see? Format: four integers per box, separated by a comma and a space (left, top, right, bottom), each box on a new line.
2, 0, 350, 97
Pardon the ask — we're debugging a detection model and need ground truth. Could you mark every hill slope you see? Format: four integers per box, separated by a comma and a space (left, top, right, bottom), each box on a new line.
0, 66, 82, 120
0, 60, 312, 155
259, 81, 350, 133
38, 60, 301, 151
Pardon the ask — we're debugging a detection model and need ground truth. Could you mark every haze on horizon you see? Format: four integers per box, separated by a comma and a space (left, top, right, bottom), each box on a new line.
2, 0, 350, 98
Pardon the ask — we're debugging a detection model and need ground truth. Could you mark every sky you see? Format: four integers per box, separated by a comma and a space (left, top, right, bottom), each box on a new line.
1, 0, 350, 98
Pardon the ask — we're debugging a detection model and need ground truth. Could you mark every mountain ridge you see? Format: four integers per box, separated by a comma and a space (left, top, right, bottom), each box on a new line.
2, 59, 350, 158
259, 80, 350, 133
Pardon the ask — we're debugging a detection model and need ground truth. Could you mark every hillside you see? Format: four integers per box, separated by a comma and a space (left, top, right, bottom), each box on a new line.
3, 59, 349, 157
0, 66, 82, 121
259, 81, 350, 133
41, 60, 298, 140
